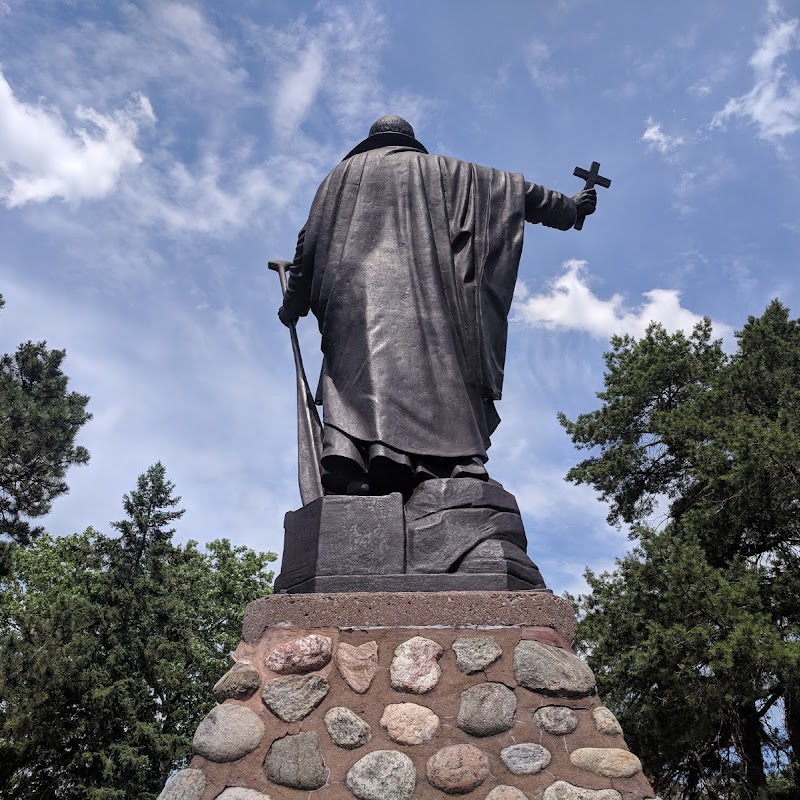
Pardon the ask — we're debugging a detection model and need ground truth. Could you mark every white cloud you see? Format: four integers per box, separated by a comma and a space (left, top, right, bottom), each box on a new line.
711, 5, 800, 144
641, 117, 685, 156
514, 260, 732, 340
263, 1, 430, 141
524, 39, 569, 92
0, 71, 153, 207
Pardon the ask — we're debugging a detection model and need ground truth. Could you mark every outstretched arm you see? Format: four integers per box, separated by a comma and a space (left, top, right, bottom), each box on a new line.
278, 225, 313, 327
524, 181, 596, 230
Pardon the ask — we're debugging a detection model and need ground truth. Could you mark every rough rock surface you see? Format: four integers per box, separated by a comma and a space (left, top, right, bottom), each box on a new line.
263, 732, 328, 790
514, 640, 596, 696
192, 705, 265, 762
425, 744, 490, 794
345, 749, 416, 800
593, 706, 623, 735
543, 782, 623, 800
380, 702, 440, 745
213, 660, 261, 703
500, 743, 552, 774
261, 673, 329, 722
390, 636, 443, 694
265, 634, 332, 674
215, 790, 273, 800
335, 640, 379, 694
485, 787, 528, 800
570, 747, 642, 778
157, 768, 207, 800
457, 682, 517, 737
452, 636, 502, 673
323, 706, 372, 749
533, 705, 579, 735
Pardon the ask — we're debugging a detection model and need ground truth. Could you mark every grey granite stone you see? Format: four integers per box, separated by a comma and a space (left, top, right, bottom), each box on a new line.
346, 750, 416, 800
213, 660, 261, 703
263, 732, 328, 790
425, 744, 489, 794
216, 790, 273, 800
265, 634, 332, 674
192, 704, 265, 762
380, 702, 440, 745
323, 706, 372, 749
514, 640, 596, 696
390, 636, 443, 694
499, 743, 552, 774
593, 706, 623, 735
157, 769, 207, 800
457, 682, 517, 737
261, 673, 329, 722
569, 747, 642, 778
485, 787, 528, 800
533, 705, 579, 735
452, 636, 502, 673
543, 782, 622, 800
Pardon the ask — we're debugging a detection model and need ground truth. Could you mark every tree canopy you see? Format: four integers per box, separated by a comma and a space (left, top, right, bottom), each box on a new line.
0, 463, 276, 800
561, 301, 800, 799
0, 293, 91, 573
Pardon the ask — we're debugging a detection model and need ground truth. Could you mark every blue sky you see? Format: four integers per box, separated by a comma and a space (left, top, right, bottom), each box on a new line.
1, 0, 798, 596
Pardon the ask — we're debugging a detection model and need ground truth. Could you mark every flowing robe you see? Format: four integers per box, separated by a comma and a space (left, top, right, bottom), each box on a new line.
283, 145, 576, 480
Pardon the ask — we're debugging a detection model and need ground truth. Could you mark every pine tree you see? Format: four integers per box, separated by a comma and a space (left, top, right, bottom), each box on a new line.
0, 464, 276, 799
561, 301, 800, 798
0, 293, 91, 573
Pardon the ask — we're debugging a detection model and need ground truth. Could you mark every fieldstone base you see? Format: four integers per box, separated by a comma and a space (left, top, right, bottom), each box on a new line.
159, 592, 656, 800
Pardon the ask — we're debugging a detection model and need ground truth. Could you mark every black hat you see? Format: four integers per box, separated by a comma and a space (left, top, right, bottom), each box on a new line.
343, 115, 428, 160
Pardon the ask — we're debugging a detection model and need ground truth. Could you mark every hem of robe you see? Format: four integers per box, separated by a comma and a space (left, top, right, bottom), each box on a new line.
321, 424, 488, 495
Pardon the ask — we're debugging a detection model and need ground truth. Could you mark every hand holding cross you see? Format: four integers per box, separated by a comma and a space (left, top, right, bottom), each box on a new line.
573, 160, 611, 230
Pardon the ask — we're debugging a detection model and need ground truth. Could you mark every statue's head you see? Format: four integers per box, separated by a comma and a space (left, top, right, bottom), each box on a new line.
368, 115, 416, 138
343, 114, 428, 161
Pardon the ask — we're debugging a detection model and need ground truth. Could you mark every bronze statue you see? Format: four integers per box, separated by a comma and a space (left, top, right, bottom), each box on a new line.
272, 116, 604, 593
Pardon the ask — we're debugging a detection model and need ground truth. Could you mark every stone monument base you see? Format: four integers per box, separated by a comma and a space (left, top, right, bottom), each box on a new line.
158, 592, 657, 800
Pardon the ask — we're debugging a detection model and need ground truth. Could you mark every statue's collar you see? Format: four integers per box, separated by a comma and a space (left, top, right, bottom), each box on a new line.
342, 131, 428, 161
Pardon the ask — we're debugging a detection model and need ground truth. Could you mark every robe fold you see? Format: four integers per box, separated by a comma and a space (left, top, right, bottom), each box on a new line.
284, 145, 575, 471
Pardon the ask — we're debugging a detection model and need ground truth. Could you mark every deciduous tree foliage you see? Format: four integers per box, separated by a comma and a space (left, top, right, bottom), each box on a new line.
0, 463, 276, 800
560, 301, 800, 799
0, 293, 91, 573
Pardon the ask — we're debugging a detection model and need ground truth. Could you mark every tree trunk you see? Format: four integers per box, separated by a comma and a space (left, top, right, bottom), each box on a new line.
738, 700, 767, 798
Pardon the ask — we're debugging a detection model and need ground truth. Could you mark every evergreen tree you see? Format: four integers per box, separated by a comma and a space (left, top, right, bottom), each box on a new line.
0, 463, 276, 799
561, 301, 800, 798
0, 293, 91, 573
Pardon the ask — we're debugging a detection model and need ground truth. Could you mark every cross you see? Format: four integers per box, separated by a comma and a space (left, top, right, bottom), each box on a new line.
573, 160, 611, 230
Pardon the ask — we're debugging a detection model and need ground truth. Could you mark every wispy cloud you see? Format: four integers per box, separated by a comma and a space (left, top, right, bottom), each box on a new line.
524, 39, 569, 92
641, 116, 685, 156
514, 260, 732, 340
711, 3, 800, 145
0, 72, 153, 207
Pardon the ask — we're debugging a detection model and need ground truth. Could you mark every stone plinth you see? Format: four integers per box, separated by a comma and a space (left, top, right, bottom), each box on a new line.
158, 592, 656, 800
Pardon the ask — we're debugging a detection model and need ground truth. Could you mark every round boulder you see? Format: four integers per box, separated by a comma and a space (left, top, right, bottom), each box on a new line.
346, 750, 416, 800
569, 747, 642, 778
514, 640, 596, 696
263, 732, 328, 790
426, 744, 489, 794
261, 673, 329, 722
390, 636, 443, 694
500, 742, 551, 774
533, 705, 579, 735
323, 706, 372, 749
156, 768, 206, 800
265, 634, 332, 674
192, 704, 265, 762
452, 636, 502, 673
380, 702, 440, 745
457, 682, 516, 737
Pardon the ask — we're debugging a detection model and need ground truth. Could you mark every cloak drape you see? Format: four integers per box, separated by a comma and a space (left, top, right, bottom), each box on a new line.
299, 146, 527, 463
